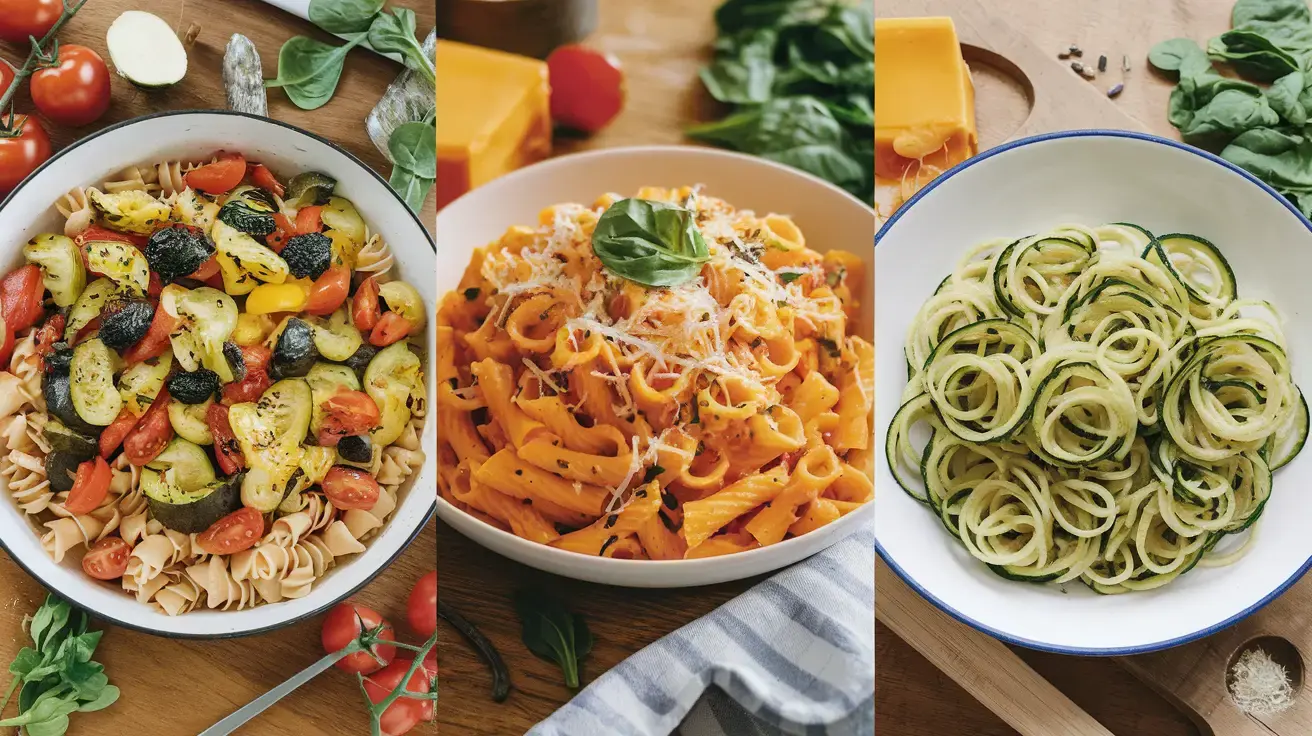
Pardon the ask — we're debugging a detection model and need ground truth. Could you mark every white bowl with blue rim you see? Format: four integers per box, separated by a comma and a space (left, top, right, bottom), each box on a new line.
0, 111, 436, 638
876, 130, 1312, 654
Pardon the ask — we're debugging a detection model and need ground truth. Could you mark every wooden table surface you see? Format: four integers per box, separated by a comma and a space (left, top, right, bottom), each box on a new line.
0, 2, 437, 734
435, 1, 757, 734
875, 1, 1240, 735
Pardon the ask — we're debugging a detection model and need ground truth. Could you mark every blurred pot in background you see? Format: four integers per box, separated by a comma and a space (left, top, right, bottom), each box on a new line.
437, 0, 598, 59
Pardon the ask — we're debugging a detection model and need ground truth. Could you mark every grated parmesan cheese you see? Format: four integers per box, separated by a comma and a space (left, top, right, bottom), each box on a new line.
1228, 646, 1294, 716
522, 357, 566, 395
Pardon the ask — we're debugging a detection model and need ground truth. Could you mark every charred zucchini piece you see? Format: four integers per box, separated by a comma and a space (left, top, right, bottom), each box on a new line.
23, 234, 85, 307
88, 189, 171, 235
145, 224, 215, 283
281, 232, 332, 279
284, 171, 336, 208
167, 368, 220, 404
271, 318, 318, 379
70, 338, 123, 426
99, 298, 156, 352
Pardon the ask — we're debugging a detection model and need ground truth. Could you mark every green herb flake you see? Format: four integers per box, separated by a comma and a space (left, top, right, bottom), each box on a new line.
513, 590, 593, 690
591, 198, 711, 287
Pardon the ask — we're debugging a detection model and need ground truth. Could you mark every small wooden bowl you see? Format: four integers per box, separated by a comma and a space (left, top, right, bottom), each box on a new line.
436, 0, 599, 59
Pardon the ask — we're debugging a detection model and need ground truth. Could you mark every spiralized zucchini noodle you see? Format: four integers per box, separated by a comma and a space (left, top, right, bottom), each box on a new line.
887, 223, 1308, 593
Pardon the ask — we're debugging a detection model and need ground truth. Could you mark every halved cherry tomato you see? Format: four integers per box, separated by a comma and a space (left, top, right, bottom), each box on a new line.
121, 307, 179, 365
317, 390, 380, 446
190, 255, 220, 281
295, 205, 323, 235
100, 408, 139, 458
323, 466, 381, 510
33, 312, 63, 365
76, 225, 146, 248
122, 388, 173, 466
547, 44, 626, 134
63, 456, 112, 515
30, 44, 111, 127
250, 164, 285, 198
369, 312, 412, 347
352, 276, 381, 331
267, 214, 295, 253
184, 152, 247, 195
364, 659, 434, 731
305, 265, 350, 316
206, 403, 245, 475
0, 264, 46, 333
222, 345, 272, 404
197, 507, 265, 555
147, 271, 163, 298
322, 603, 396, 675
0, 114, 51, 196
82, 537, 131, 581
407, 571, 437, 639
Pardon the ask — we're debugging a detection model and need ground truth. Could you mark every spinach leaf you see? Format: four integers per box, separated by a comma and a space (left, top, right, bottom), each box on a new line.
1181, 88, 1280, 143
591, 198, 711, 287
1208, 29, 1300, 81
714, 0, 829, 33
1149, 37, 1208, 72
368, 9, 424, 72
1222, 126, 1312, 189
1232, 0, 1312, 50
700, 28, 777, 104
389, 120, 437, 179
1266, 70, 1308, 124
513, 590, 593, 690
265, 34, 367, 110
308, 0, 382, 33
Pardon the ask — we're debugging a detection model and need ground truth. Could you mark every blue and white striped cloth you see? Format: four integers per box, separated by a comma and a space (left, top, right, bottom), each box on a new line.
527, 524, 874, 736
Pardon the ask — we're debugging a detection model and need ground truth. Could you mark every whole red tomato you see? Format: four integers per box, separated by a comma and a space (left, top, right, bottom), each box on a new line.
0, 115, 51, 196
0, 61, 14, 96
31, 44, 111, 126
547, 44, 626, 133
0, 0, 62, 44
407, 571, 436, 639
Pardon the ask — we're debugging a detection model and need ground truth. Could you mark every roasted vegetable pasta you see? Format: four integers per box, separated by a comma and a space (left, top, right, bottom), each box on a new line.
887, 223, 1307, 593
0, 152, 427, 614
438, 187, 873, 559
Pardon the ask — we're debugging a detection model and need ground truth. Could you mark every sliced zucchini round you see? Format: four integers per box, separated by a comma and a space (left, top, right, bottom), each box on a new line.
212, 219, 289, 295
64, 278, 120, 342
23, 234, 85, 307
106, 11, 188, 89
143, 471, 241, 534
85, 240, 149, 296
88, 189, 171, 235
364, 342, 421, 447
284, 172, 336, 210
312, 308, 363, 362
307, 362, 361, 436
229, 378, 313, 511
70, 338, 123, 426
117, 349, 172, 416
146, 438, 217, 492
321, 196, 366, 245
162, 285, 239, 380
169, 398, 214, 445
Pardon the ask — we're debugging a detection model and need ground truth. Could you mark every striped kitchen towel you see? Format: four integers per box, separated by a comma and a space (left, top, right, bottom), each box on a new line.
526, 523, 875, 736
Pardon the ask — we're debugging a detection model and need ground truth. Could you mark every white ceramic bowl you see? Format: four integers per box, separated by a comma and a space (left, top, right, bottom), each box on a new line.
436, 145, 875, 587
0, 111, 436, 637
877, 130, 1312, 654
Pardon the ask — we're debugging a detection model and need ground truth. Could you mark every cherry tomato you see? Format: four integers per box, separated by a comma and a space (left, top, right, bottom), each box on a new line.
250, 164, 284, 198
206, 403, 245, 475
0, 61, 14, 97
63, 456, 112, 515
222, 345, 272, 404
0, 115, 51, 196
352, 276, 381, 331
76, 225, 146, 248
0, 264, 46, 333
370, 313, 412, 347
121, 307, 179, 365
318, 390, 380, 446
122, 388, 173, 466
547, 44, 626, 133
197, 507, 265, 556
0, 0, 61, 44
81, 537, 131, 581
99, 408, 139, 458
322, 466, 381, 510
407, 571, 437, 639
184, 152, 247, 195
190, 255, 220, 281
32, 312, 62, 367
295, 205, 323, 235
363, 660, 434, 732
305, 265, 349, 316
30, 45, 111, 127
322, 603, 396, 675
267, 214, 295, 253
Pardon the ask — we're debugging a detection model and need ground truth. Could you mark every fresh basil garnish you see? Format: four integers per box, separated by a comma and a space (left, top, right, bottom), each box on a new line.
513, 589, 593, 689
591, 198, 711, 287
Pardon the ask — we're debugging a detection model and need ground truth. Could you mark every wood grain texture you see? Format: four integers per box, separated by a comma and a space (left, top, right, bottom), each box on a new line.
0, 1, 436, 734
435, 1, 766, 734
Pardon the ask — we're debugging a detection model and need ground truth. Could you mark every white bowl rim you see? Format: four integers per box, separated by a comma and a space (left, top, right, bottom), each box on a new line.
435, 143, 876, 578
0, 109, 437, 639
876, 128, 1312, 656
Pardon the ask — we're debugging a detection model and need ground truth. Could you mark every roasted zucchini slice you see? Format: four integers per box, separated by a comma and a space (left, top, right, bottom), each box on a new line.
23, 233, 85, 307
378, 281, 425, 336
321, 196, 366, 244
228, 378, 313, 511
161, 285, 239, 381
364, 342, 422, 446
118, 349, 172, 416
85, 239, 150, 295
311, 308, 363, 362
64, 278, 119, 342
70, 338, 124, 426
212, 219, 289, 295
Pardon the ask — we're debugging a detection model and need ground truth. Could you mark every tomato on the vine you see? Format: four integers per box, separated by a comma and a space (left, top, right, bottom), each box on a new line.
322, 603, 396, 675
0, 0, 62, 44
363, 659, 434, 733
0, 61, 13, 96
82, 537, 130, 581
407, 571, 436, 639
30, 44, 111, 127
0, 115, 51, 196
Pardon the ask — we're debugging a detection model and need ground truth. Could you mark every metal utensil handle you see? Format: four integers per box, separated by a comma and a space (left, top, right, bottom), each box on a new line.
197, 652, 341, 736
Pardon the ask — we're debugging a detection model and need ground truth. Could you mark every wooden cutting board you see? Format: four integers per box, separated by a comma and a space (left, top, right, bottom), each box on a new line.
0, 2, 436, 735
879, 2, 1312, 736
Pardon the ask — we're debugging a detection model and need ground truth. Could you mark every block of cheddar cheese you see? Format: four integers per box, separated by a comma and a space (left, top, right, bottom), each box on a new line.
437, 41, 553, 210
874, 17, 977, 222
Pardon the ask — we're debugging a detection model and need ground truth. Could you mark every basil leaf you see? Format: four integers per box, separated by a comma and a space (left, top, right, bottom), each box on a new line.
513, 590, 592, 690
265, 34, 366, 110
76, 685, 118, 713
389, 121, 437, 179
308, 0, 382, 33
369, 9, 425, 72
388, 166, 434, 213
591, 198, 710, 287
